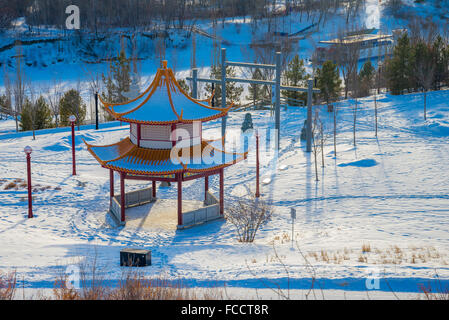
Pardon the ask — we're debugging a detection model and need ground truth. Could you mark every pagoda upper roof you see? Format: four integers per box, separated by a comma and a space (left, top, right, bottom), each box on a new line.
84, 137, 247, 176
100, 61, 232, 125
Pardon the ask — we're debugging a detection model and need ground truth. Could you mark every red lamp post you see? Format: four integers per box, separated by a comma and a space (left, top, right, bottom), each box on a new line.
24, 146, 33, 218
69, 115, 76, 176
255, 131, 260, 198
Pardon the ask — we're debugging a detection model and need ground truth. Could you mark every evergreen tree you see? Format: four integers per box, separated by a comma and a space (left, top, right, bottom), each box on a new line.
205, 64, 243, 106
246, 68, 265, 105
101, 49, 132, 104
282, 55, 308, 106
386, 33, 413, 95
316, 60, 342, 107
19, 96, 52, 131
358, 60, 375, 97
59, 89, 86, 127
433, 35, 449, 89
177, 79, 191, 96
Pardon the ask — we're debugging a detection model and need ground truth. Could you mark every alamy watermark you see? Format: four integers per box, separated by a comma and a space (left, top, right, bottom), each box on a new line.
65, 5, 80, 30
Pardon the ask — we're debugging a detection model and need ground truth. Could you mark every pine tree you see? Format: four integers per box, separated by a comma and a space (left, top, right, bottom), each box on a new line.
358, 60, 375, 97
386, 33, 413, 95
316, 60, 342, 107
282, 55, 308, 106
205, 64, 243, 106
19, 96, 52, 132
246, 68, 265, 105
433, 35, 449, 89
59, 89, 87, 127
101, 49, 132, 104
177, 79, 191, 96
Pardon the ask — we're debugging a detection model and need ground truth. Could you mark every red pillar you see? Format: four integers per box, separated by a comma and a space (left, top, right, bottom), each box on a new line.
204, 175, 209, 202
120, 172, 125, 222
109, 169, 114, 199
26, 153, 33, 218
177, 173, 183, 226
219, 169, 224, 216
152, 180, 156, 198
71, 121, 76, 175
137, 123, 141, 147
255, 132, 260, 198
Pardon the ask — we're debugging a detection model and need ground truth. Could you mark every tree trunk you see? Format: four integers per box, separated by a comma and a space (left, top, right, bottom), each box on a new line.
374, 95, 378, 137
424, 90, 427, 120
353, 99, 357, 147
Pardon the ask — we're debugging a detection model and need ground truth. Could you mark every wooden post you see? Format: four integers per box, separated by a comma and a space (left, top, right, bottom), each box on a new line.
221, 48, 227, 141
192, 68, 198, 99
137, 123, 141, 147
204, 175, 209, 202
152, 180, 156, 198
255, 132, 260, 198
95, 92, 99, 130
177, 173, 183, 226
110, 169, 114, 199
120, 172, 125, 223
275, 52, 281, 150
306, 79, 313, 153
219, 169, 224, 216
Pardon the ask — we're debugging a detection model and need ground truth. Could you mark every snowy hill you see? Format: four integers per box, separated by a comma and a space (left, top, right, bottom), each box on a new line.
0, 89, 448, 298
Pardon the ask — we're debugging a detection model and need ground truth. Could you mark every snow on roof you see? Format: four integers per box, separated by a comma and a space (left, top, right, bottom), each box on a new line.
319, 33, 393, 45
99, 61, 232, 125
84, 138, 247, 175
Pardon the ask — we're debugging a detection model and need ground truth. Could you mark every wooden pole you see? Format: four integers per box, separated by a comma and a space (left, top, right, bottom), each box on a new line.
221, 48, 227, 141
192, 68, 198, 99
219, 169, 224, 216
306, 79, 313, 153
26, 153, 33, 218
152, 180, 156, 198
95, 92, 99, 130
120, 172, 125, 223
255, 132, 260, 198
204, 175, 209, 202
275, 52, 281, 150
110, 169, 114, 199
177, 173, 183, 226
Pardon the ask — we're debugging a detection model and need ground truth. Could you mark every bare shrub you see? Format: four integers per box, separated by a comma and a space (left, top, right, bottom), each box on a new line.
0, 271, 17, 300
225, 194, 273, 243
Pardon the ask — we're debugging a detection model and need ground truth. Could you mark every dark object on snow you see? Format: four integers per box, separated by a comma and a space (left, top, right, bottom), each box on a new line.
241, 113, 254, 133
120, 248, 151, 267
160, 181, 171, 187
327, 104, 333, 112
300, 120, 307, 141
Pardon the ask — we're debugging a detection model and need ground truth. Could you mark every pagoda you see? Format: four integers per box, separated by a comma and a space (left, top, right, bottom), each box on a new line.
84, 61, 247, 229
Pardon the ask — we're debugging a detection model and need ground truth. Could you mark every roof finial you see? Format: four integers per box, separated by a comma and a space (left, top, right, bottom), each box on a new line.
162, 60, 168, 69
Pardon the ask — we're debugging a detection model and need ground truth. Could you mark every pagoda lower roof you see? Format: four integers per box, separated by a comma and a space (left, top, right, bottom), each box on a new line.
84, 137, 247, 176
99, 61, 232, 125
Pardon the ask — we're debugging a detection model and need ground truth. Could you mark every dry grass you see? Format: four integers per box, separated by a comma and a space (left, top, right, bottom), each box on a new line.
362, 243, 371, 253
53, 271, 225, 300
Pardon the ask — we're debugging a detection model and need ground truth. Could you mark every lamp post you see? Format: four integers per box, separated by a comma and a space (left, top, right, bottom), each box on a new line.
69, 115, 76, 175
24, 146, 33, 218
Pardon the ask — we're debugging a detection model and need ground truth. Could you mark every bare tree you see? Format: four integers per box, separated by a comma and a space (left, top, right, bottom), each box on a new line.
46, 79, 62, 127
335, 28, 361, 99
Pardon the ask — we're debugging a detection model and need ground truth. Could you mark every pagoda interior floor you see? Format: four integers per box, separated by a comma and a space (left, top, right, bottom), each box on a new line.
123, 198, 205, 231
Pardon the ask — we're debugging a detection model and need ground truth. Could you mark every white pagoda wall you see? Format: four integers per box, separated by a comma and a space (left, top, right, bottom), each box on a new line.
130, 123, 201, 149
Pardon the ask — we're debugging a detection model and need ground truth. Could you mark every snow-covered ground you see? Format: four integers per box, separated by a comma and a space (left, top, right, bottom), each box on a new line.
0, 88, 448, 299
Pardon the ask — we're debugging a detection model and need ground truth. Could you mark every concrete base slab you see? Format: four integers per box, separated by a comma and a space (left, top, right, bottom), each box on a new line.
124, 198, 206, 231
